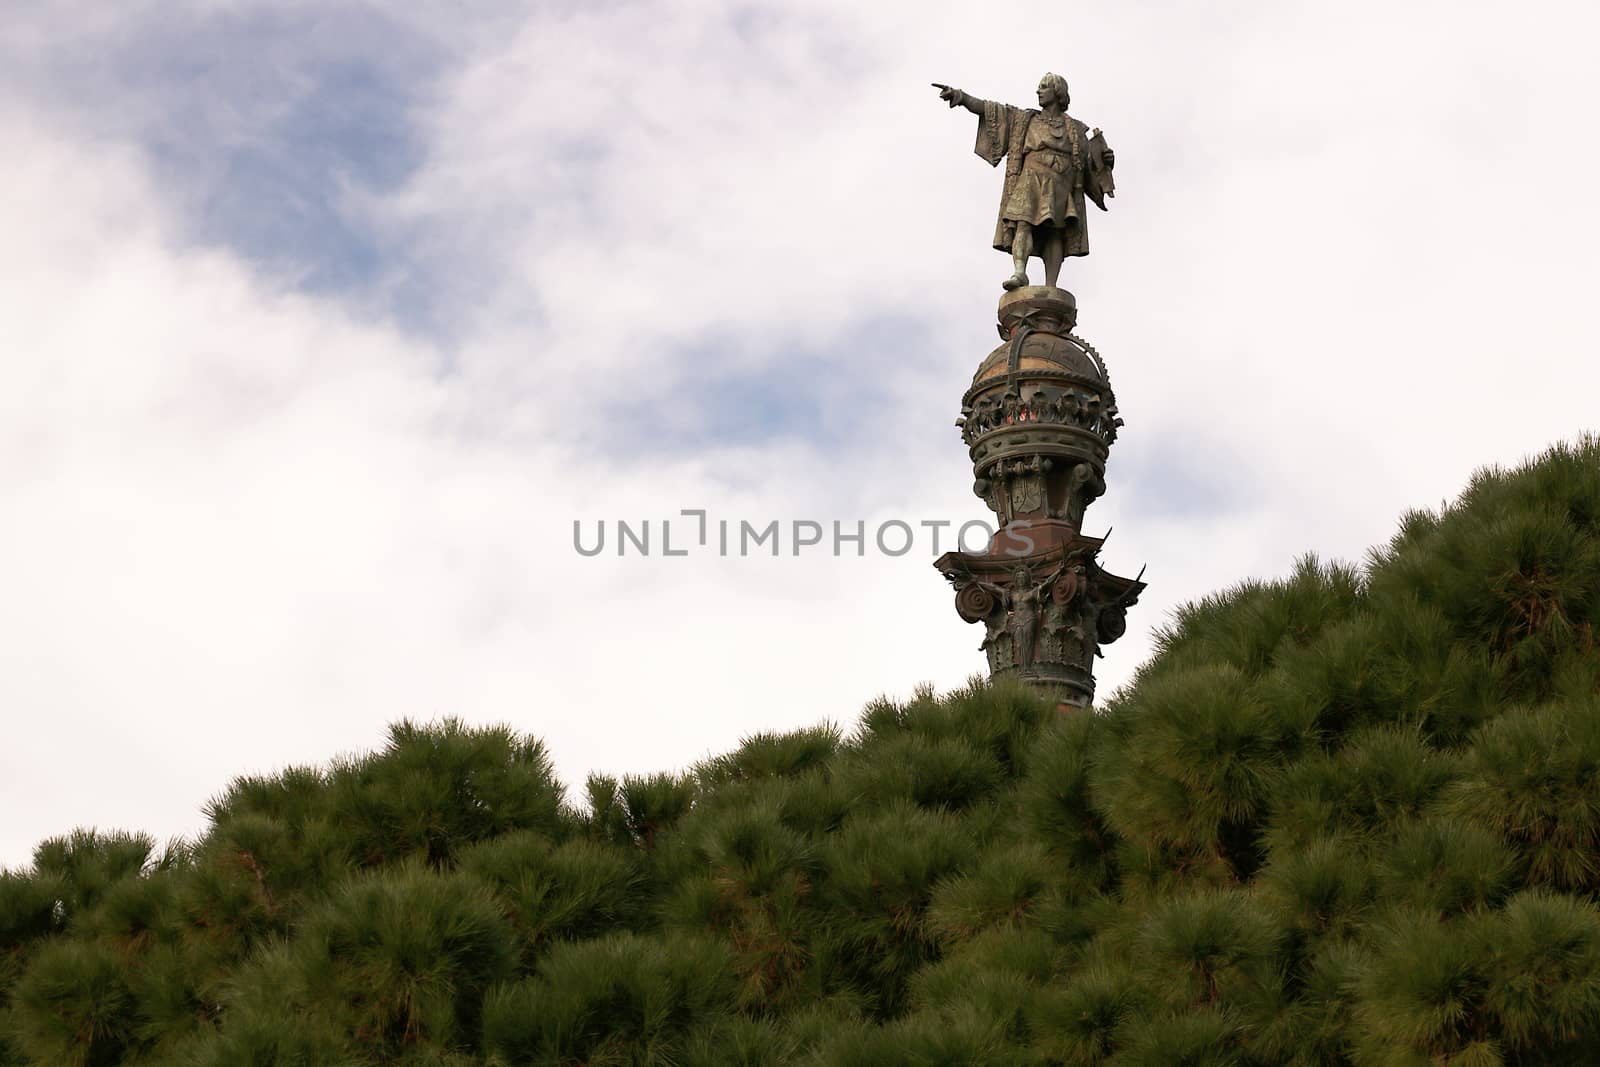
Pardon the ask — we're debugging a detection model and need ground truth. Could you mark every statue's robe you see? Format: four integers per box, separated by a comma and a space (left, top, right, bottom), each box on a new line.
972, 99, 1113, 258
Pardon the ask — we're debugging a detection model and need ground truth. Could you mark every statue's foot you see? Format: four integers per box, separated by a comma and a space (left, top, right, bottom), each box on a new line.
1001, 271, 1028, 291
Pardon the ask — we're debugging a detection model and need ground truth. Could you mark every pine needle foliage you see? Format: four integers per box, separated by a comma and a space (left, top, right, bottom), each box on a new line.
2, 436, 1599, 1064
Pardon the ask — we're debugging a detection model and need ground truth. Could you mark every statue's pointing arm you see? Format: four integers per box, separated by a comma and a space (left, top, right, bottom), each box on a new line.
934, 84, 1012, 168
933, 83, 985, 116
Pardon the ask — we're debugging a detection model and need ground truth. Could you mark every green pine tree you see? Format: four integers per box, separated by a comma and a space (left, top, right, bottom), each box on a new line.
2, 435, 1597, 1064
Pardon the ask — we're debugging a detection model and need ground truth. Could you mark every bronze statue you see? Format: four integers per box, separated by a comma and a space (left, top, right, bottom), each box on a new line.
930, 68, 1144, 710
933, 74, 1115, 291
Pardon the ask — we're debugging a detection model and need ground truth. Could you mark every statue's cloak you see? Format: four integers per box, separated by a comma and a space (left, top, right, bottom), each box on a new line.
973, 100, 1113, 257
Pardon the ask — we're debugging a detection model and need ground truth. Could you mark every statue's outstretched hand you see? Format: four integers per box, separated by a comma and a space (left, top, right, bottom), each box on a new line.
932, 83, 964, 108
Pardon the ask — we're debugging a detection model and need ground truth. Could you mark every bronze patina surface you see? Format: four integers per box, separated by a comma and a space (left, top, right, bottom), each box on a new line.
933, 73, 1114, 291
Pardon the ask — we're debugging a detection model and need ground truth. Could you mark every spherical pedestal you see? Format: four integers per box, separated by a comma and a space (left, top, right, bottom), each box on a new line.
958, 287, 1120, 534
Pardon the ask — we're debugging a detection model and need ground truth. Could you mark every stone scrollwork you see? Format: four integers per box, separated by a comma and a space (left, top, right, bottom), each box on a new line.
954, 582, 997, 624
1097, 605, 1128, 644
1051, 564, 1083, 605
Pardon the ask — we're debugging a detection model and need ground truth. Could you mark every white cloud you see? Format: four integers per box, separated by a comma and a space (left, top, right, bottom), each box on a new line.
3, 0, 1600, 866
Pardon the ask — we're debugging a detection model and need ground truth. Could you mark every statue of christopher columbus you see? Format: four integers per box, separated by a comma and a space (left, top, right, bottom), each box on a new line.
933, 74, 1115, 291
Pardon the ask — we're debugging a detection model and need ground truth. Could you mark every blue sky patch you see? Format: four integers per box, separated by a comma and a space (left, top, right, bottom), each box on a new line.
17, 5, 443, 316
599, 315, 928, 456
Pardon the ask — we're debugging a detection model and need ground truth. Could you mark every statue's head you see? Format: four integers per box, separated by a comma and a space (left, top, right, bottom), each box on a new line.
1012, 565, 1033, 587
1037, 72, 1070, 110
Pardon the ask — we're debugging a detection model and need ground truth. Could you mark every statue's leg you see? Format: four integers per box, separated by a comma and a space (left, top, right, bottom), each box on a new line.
1042, 230, 1065, 288
1003, 225, 1032, 291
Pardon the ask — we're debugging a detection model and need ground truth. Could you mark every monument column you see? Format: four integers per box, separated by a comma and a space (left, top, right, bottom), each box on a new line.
931, 74, 1143, 708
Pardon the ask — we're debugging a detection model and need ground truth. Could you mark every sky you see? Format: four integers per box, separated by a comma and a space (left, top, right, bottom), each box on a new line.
2, 0, 1598, 867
